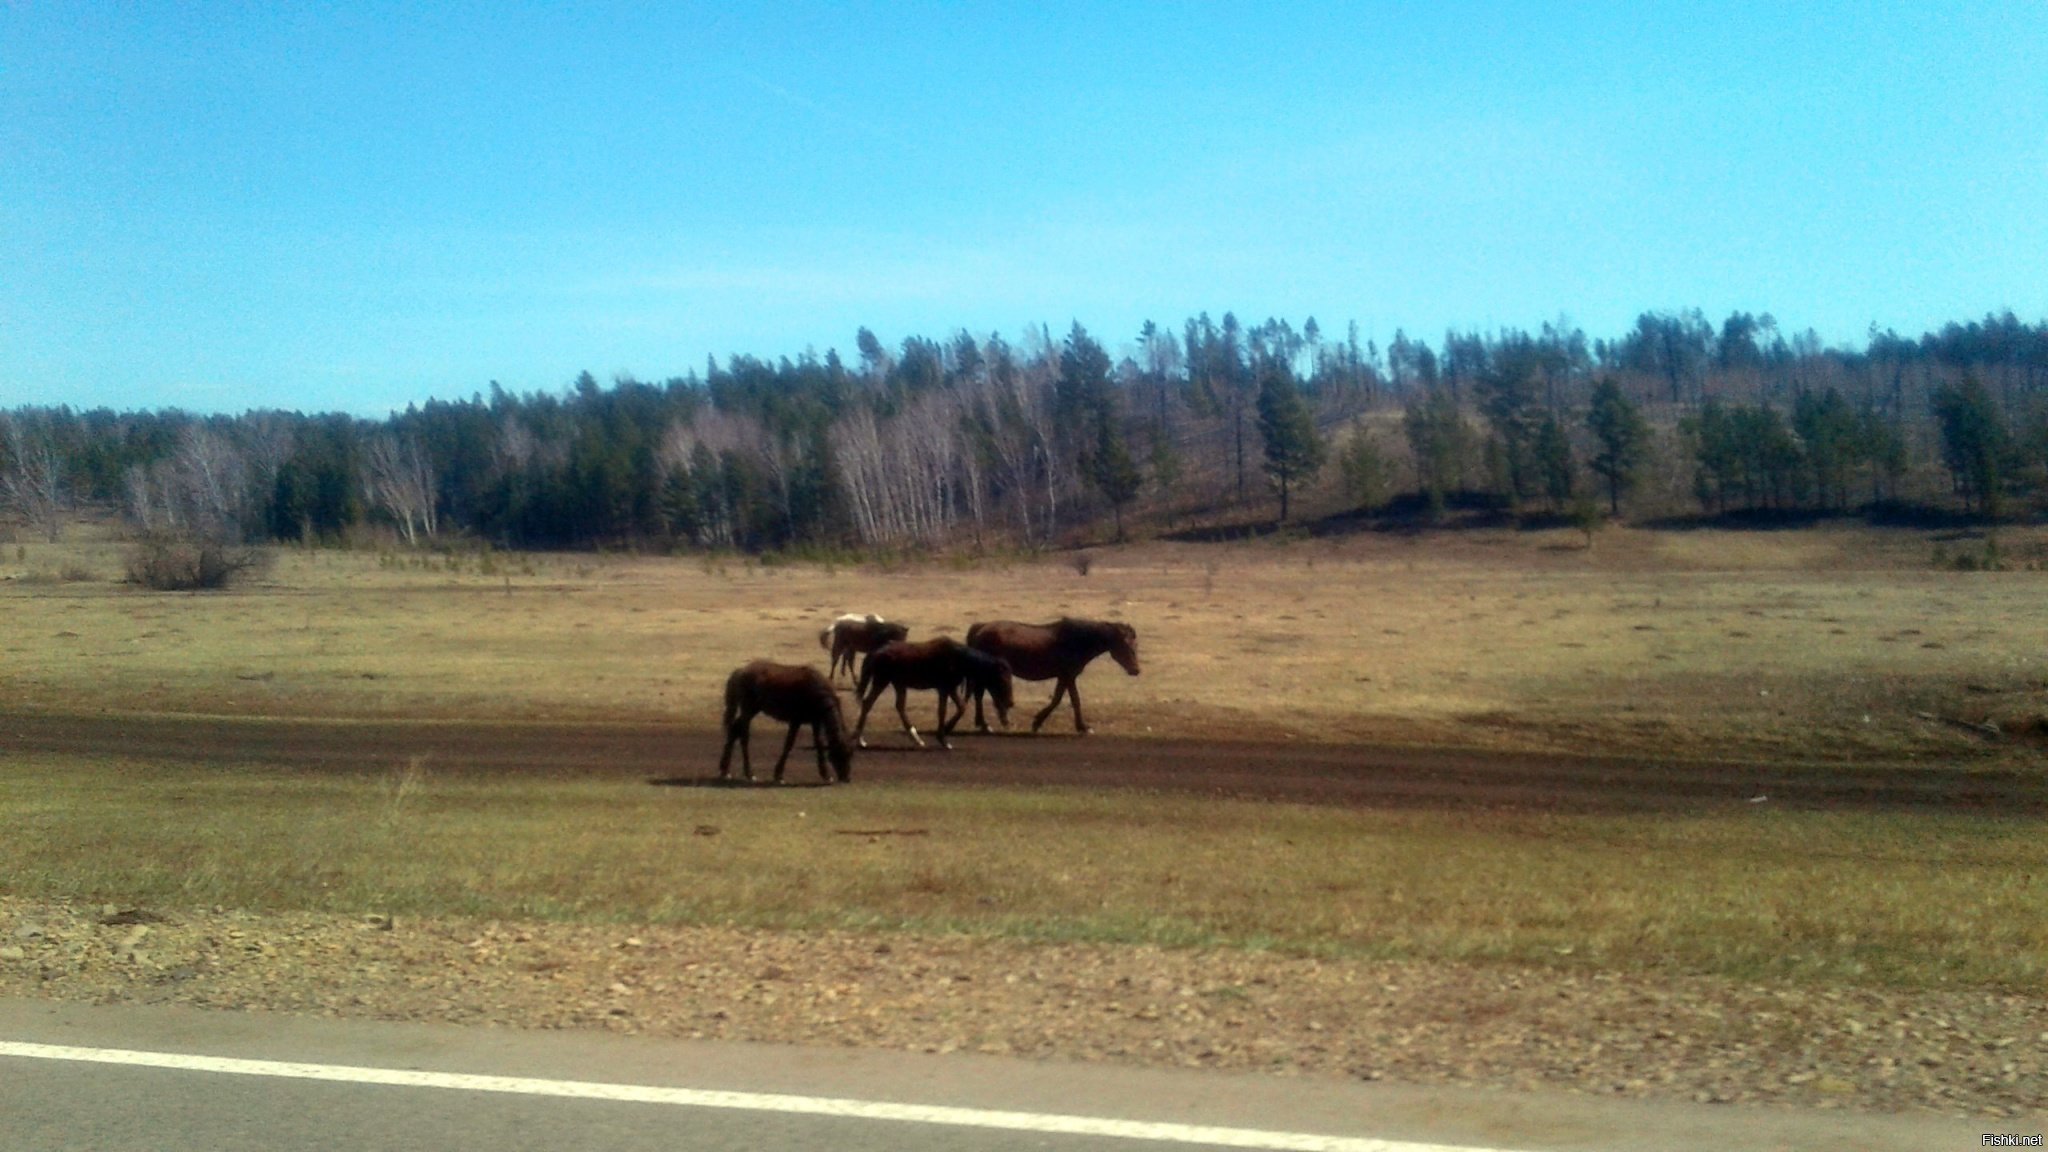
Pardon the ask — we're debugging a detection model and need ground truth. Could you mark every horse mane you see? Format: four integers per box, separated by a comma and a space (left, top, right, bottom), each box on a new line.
1056, 616, 1131, 642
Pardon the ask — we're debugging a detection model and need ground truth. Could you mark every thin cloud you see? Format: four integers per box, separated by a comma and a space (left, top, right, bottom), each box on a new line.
731, 68, 919, 153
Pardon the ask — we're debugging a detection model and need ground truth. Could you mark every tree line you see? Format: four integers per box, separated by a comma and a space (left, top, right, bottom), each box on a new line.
4, 309, 2047, 553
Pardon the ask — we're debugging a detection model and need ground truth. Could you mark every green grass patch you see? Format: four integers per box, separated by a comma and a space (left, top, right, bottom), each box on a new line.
4, 753, 2043, 992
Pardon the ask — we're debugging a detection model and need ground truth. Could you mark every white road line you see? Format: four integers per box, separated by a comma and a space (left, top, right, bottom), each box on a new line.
0, 1039, 1511, 1152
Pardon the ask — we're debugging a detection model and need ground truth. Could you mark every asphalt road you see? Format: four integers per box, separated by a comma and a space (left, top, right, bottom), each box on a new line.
0, 999, 1999, 1152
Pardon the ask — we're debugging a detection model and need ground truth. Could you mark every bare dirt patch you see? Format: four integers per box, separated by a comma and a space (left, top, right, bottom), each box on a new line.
5, 710, 2044, 814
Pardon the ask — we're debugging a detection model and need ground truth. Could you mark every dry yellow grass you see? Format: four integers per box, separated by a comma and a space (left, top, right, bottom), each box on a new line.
4, 523, 2046, 760
3, 524, 2047, 993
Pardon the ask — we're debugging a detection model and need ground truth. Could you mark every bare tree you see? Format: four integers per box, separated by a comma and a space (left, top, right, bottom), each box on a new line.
177, 424, 252, 539
681, 409, 757, 547
967, 336, 1040, 544
363, 433, 438, 545
122, 424, 255, 542
1016, 325, 1072, 542
1, 412, 70, 541
831, 406, 890, 545
238, 411, 297, 506
828, 391, 970, 549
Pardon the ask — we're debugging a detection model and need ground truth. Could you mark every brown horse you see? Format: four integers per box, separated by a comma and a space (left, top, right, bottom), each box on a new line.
853, 638, 1013, 749
819, 613, 910, 681
719, 661, 853, 783
966, 618, 1140, 733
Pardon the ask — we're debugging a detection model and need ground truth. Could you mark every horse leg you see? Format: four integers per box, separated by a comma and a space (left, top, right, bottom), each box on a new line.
853, 679, 882, 748
1066, 677, 1090, 733
971, 684, 988, 732
724, 717, 754, 781
810, 721, 831, 781
771, 721, 802, 783
941, 683, 973, 747
1031, 679, 1068, 733
934, 687, 957, 750
719, 694, 745, 779
894, 686, 925, 748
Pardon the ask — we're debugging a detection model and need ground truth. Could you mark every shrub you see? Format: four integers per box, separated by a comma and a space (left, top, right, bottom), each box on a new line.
124, 534, 271, 591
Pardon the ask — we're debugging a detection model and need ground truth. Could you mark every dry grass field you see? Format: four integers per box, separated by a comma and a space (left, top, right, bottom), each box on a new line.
1, 524, 2044, 979
5, 521, 2048, 762
6, 522, 2048, 1113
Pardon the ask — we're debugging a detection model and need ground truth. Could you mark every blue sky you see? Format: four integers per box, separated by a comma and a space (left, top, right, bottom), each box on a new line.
4, 3, 2044, 416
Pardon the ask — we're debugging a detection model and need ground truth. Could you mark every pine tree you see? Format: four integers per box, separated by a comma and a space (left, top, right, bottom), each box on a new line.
1256, 366, 1324, 522
1535, 412, 1575, 513
1087, 415, 1143, 542
1336, 421, 1388, 511
1932, 375, 2010, 515
1586, 378, 1649, 515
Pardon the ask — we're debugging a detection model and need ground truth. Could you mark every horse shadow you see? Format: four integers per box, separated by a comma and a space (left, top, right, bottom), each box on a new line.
648, 776, 838, 789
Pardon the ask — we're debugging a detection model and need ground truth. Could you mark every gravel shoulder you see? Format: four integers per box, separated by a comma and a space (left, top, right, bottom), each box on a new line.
3, 897, 2042, 1122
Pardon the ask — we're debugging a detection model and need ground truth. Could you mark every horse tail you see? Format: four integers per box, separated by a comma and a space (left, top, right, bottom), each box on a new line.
855, 649, 878, 698
722, 670, 744, 733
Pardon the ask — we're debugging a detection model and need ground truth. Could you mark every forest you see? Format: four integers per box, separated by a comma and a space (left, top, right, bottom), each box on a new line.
4, 309, 2047, 556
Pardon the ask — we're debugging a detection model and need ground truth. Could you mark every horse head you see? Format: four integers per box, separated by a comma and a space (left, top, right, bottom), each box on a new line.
878, 621, 909, 645
1108, 622, 1140, 675
986, 659, 1016, 725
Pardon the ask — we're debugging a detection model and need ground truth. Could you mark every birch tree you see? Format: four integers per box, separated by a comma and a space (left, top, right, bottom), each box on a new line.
1, 412, 70, 541
364, 433, 439, 545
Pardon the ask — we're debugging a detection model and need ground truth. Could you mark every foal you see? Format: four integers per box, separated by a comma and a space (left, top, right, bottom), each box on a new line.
719, 661, 854, 783
818, 613, 910, 681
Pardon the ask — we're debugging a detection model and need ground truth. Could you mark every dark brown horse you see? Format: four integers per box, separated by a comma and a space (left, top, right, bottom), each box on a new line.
818, 613, 910, 681
853, 638, 1013, 749
719, 661, 853, 783
966, 618, 1140, 733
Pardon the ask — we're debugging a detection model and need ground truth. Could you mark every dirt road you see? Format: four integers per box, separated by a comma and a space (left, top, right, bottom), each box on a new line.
6, 709, 2042, 813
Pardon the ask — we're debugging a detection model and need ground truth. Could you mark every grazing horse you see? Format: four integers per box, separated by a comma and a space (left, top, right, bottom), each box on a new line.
853, 638, 1013, 749
819, 613, 910, 681
966, 618, 1140, 733
719, 661, 853, 783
